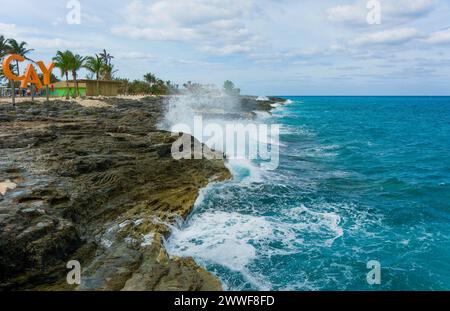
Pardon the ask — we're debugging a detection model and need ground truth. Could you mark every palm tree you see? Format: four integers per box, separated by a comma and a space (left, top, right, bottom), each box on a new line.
99, 49, 114, 66
101, 63, 117, 81
0, 35, 10, 58
7, 39, 33, 79
223, 80, 240, 96
143, 73, 157, 87
70, 53, 86, 97
53, 51, 86, 98
6, 39, 33, 102
53, 50, 73, 99
84, 55, 103, 95
0, 36, 11, 87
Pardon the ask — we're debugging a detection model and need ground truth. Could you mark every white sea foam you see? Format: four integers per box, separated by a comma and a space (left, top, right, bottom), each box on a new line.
253, 110, 271, 120
226, 159, 262, 183
289, 144, 341, 158
280, 124, 316, 137
166, 211, 268, 271
165, 204, 345, 289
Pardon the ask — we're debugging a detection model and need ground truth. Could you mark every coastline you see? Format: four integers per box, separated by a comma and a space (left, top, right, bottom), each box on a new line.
0, 95, 281, 291
0, 96, 230, 290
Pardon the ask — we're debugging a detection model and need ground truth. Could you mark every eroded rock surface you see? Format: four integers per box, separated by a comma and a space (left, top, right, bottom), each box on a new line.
0, 97, 230, 291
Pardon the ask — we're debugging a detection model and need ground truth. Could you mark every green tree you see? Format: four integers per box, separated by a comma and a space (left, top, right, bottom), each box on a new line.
0, 35, 10, 58
223, 80, 240, 96
223, 80, 234, 91
53, 50, 73, 99
70, 53, 86, 97
116, 78, 130, 95
101, 63, 117, 80
165, 80, 179, 94
99, 49, 114, 66
38, 72, 60, 84
6, 39, 33, 74
154, 79, 168, 95
129, 80, 150, 95
143, 73, 157, 86
0, 35, 11, 85
7, 39, 33, 102
84, 54, 103, 95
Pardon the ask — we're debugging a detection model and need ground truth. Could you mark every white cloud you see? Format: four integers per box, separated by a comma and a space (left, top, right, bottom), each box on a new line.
327, 0, 438, 26
83, 12, 104, 25
326, 4, 366, 25
0, 23, 79, 50
111, 0, 261, 55
201, 44, 253, 55
121, 0, 254, 26
385, 0, 438, 19
112, 26, 198, 41
116, 51, 155, 60
426, 28, 450, 44
52, 12, 104, 27
0, 23, 38, 38
25, 38, 82, 49
350, 28, 421, 45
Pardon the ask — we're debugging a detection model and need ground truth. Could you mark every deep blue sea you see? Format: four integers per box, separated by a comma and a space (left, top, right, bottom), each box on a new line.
166, 96, 450, 290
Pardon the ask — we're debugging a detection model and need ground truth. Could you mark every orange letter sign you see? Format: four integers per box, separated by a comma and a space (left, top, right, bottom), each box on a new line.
20, 64, 43, 90
2, 54, 25, 81
37, 61, 55, 86
3, 54, 55, 89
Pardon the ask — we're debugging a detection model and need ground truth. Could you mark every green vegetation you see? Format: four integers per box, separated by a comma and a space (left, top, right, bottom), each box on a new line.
0, 35, 9, 58
52, 51, 73, 99
0, 35, 9, 84
99, 49, 116, 80
37, 72, 60, 84
223, 80, 241, 96
0, 34, 244, 99
116, 73, 179, 95
71, 53, 86, 98
53, 49, 117, 99
53, 51, 87, 98
84, 55, 103, 96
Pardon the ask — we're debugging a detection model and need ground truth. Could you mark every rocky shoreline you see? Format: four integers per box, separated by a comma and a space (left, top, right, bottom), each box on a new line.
0, 95, 282, 291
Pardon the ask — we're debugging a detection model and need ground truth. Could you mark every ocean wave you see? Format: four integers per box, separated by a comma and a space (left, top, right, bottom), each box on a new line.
280, 124, 316, 137
166, 96, 450, 291
286, 144, 341, 159
165, 203, 347, 290
226, 159, 263, 183
253, 110, 272, 120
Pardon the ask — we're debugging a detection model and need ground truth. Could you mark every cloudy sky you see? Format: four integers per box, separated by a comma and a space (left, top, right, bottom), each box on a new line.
1, 0, 450, 95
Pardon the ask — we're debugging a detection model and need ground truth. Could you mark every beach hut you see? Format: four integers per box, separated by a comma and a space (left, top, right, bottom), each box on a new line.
50, 80, 122, 97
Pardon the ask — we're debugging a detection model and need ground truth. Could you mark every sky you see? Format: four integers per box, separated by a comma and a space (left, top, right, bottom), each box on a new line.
1, 0, 450, 95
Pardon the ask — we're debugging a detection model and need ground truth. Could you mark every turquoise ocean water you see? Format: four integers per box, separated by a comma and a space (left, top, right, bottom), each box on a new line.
166, 96, 450, 290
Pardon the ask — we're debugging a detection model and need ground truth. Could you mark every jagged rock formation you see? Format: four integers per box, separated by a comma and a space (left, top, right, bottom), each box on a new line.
0, 97, 230, 291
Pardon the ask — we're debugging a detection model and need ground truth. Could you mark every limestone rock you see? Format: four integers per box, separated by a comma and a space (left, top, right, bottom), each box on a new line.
0, 97, 231, 291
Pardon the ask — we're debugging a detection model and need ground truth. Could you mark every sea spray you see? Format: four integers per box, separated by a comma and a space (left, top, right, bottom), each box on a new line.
158, 90, 241, 132
161, 91, 281, 170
